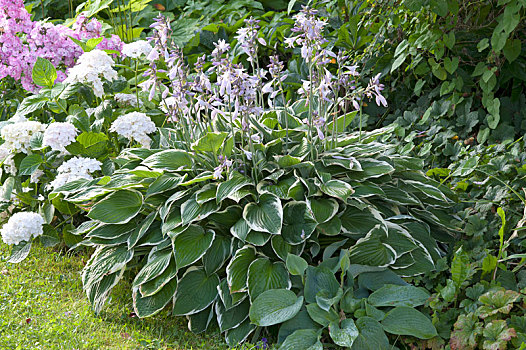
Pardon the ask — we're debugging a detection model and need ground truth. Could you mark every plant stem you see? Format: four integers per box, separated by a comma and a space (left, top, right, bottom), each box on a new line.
134, 59, 140, 110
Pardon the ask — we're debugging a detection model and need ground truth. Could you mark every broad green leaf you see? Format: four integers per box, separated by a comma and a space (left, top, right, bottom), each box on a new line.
8, 241, 32, 263
282, 201, 317, 244
304, 266, 340, 304
327, 111, 357, 133
142, 150, 193, 171
172, 225, 215, 269
482, 320, 516, 350
350, 226, 395, 266
203, 235, 232, 275
132, 249, 172, 288
503, 38, 521, 63
368, 284, 430, 307
450, 313, 482, 350
280, 329, 323, 350
478, 289, 520, 318
215, 298, 250, 332
306, 303, 339, 327
225, 319, 256, 347
348, 159, 394, 180
308, 198, 339, 223
88, 190, 143, 224
128, 211, 157, 248
351, 317, 389, 350
243, 193, 283, 235
451, 157, 479, 177
247, 258, 290, 301
14, 95, 49, 118
286, 253, 308, 276
216, 172, 251, 203
444, 56, 459, 74
180, 195, 220, 225
320, 180, 354, 201
451, 247, 471, 289
195, 184, 217, 204
173, 269, 220, 315
187, 305, 214, 334
32, 57, 57, 88
133, 277, 177, 318
139, 259, 178, 297
226, 245, 256, 294
249, 289, 303, 326
192, 132, 228, 153
381, 306, 437, 339
87, 222, 135, 240
146, 174, 185, 197
329, 319, 359, 347
19, 154, 43, 176
277, 307, 319, 343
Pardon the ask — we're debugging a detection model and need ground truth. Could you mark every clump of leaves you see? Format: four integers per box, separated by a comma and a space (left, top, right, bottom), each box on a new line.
450, 287, 524, 350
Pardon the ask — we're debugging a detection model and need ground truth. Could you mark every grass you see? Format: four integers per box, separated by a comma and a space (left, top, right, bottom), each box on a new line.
0, 242, 261, 350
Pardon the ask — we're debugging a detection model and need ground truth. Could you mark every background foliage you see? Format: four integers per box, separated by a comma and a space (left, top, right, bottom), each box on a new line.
1, 0, 526, 349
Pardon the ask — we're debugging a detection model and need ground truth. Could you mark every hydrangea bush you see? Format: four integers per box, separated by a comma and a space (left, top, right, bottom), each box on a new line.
0, 6, 461, 349
0, 0, 122, 91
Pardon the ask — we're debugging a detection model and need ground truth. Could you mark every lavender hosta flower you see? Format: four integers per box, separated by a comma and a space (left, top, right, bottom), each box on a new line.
235, 17, 264, 62
213, 155, 233, 180
147, 14, 171, 61
286, 6, 328, 62
366, 73, 387, 107
303, 112, 326, 139
268, 55, 285, 79
313, 115, 326, 140
42, 122, 78, 153
317, 69, 334, 102
49, 156, 101, 190
110, 112, 157, 148
0, 211, 44, 245
212, 39, 230, 58
243, 150, 253, 160
251, 134, 262, 143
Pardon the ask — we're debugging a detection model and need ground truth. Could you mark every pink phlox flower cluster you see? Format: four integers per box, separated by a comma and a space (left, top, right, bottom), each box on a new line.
0, 0, 122, 92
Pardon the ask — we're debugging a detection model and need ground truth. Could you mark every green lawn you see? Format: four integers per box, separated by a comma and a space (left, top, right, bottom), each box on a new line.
0, 243, 254, 350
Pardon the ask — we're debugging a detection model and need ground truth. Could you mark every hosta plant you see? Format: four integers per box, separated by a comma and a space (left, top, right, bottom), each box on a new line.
6, 9, 461, 348
52, 120, 459, 347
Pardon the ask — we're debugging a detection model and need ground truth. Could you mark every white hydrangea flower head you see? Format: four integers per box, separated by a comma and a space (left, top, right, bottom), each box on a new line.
0, 212, 45, 245
122, 40, 152, 58
115, 93, 143, 108
0, 120, 45, 154
64, 50, 118, 97
49, 156, 102, 190
30, 169, 44, 183
0, 145, 16, 175
42, 122, 78, 153
110, 112, 156, 148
